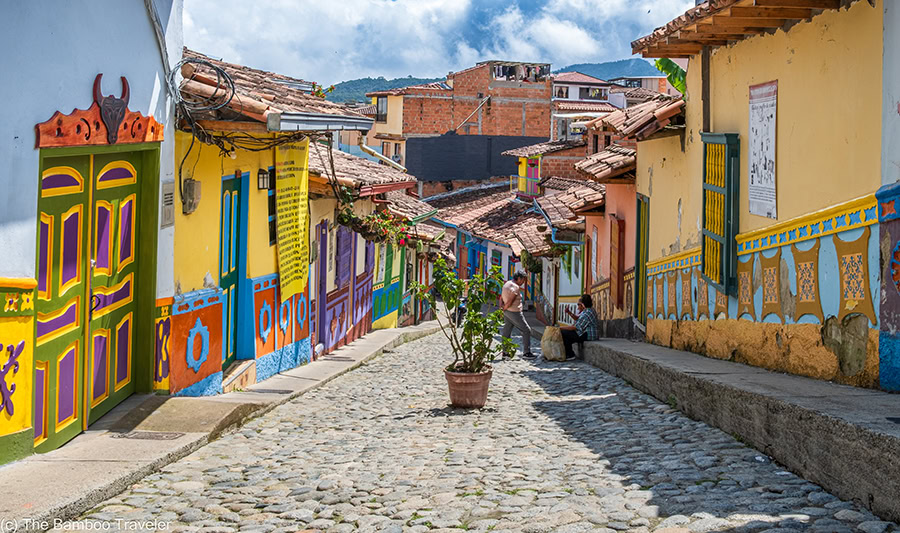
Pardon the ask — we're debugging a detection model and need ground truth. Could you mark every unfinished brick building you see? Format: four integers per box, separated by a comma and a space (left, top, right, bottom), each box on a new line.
366, 61, 553, 197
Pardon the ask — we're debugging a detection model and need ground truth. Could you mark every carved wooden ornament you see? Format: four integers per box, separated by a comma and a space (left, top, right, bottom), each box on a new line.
35, 74, 164, 148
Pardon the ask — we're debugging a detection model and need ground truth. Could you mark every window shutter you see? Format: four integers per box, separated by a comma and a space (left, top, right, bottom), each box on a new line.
700, 133, 740, 296
335, 226, 353, 288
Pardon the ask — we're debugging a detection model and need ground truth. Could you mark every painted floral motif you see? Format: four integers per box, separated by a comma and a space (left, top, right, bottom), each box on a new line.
646, 281, 652, 317
891, 240, 900, 296
798, 261, 817, 303
763, 267, 778, 304
20, 293, 33, 311
739, 271, 752, 305
681, 273, 691, 316
0, 341, 23, 416
4, 293, 19, 313
840, 253, 865, 301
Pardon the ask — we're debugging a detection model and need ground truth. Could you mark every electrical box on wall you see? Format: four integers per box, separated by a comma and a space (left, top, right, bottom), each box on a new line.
182, 178, 201, 214
160, 181, 175, 228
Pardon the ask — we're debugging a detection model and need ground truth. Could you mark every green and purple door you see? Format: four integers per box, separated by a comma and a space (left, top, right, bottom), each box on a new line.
34, 152, 141, 452
220, 173, 242, 371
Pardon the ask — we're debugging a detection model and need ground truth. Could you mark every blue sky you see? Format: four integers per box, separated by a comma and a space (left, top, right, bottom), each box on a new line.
184, 0, 693, 86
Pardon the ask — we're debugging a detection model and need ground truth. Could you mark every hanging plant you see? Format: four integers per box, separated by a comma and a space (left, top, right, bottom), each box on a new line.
520, 250, 543, 274
337, 207, 410, 244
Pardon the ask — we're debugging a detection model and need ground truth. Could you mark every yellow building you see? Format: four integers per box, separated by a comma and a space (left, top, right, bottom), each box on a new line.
630, 0, 897, 390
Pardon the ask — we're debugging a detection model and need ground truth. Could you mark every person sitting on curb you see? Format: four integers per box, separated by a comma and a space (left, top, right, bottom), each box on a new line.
561, 293, 600, 360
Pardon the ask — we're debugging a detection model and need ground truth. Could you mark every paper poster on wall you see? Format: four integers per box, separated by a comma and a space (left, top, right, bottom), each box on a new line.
275, 139, 310, 300
749, 80, 777, 219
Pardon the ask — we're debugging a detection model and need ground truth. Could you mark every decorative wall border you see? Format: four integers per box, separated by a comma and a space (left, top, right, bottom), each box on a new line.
736, 194, 877, 256
646, 248, 701, 276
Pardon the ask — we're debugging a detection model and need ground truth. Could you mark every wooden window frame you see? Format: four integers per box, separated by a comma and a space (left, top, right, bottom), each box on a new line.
700, 132, 740, 296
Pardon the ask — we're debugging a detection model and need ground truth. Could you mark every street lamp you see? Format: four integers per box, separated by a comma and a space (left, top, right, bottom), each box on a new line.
258, 168, 270, 190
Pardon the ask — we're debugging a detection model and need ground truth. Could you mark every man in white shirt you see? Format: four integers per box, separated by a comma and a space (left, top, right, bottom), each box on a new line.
500, 272, 535, 358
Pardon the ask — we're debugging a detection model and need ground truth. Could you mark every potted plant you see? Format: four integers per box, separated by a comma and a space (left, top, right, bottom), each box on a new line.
416, 258, 516, 408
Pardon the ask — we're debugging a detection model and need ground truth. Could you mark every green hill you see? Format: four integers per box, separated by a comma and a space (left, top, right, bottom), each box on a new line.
325, 76, 445, 104
554, 58, 664, 81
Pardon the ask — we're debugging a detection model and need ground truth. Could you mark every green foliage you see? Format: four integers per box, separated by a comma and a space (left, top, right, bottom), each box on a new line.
338, 208, 410, 244
520, 250, 542, 274
324, 75, 445, 103
555, 58, 665, 80
310, 82, 336, 99
415, 258, 516, 373
654, 58, 686, 95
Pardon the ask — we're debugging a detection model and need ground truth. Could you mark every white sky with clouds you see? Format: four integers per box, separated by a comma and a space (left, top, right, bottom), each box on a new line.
183, 0, 693, 86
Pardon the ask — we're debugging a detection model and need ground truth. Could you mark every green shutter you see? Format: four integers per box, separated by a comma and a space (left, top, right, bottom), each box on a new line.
700, 132, 740, 296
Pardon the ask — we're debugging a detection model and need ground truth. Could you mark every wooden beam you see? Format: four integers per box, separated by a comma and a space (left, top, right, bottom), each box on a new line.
727, 6, 813, 18
194, 119, 268, 133
667, 37, 730, 46
753, 0, 839, 8
647, 44, 705, 54
683, 26, 765, 35
642, 51, 695, 58
711, 16, 788, 27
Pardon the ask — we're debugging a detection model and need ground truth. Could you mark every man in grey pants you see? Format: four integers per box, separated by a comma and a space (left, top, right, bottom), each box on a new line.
500, 272, 535, 358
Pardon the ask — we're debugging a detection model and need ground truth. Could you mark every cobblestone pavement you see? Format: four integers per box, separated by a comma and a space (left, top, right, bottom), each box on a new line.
70, 332, 895, 533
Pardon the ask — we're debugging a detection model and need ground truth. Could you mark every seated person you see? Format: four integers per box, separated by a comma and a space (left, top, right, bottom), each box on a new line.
560, 294, 600, 360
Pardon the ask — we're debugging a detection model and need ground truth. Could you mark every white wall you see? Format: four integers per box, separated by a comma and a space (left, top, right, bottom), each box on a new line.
0, 1, 181, 285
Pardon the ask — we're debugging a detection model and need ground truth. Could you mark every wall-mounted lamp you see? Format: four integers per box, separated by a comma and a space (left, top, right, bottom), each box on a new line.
257, 168, 270, 190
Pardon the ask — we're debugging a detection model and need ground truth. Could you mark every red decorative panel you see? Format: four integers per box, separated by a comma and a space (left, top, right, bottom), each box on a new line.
35, 74, 164, 148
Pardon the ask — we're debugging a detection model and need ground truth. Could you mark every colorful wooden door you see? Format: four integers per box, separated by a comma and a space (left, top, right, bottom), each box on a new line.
35, 152, 142, 451
87, 153, 141, 424
635, 194, 650, 323
220, 175, 242, 371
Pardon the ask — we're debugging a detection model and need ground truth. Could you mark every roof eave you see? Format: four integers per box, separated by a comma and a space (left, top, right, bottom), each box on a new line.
267, 112, 374, 132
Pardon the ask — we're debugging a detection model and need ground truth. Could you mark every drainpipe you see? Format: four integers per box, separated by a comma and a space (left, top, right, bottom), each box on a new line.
358, 137, 407, 172
533, 200, 582, 245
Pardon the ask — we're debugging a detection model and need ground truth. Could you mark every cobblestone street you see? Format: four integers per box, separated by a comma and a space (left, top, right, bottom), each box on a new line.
73, 333, 895, 533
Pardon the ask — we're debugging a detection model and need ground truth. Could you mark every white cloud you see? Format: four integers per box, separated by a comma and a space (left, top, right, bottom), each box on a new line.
182, 0, 694, 84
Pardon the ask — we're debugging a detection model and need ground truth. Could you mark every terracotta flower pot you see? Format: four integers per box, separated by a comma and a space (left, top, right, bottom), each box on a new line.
444, 369, 492, 408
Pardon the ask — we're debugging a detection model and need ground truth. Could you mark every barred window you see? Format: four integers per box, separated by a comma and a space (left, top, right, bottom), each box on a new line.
700, 133, 740, 296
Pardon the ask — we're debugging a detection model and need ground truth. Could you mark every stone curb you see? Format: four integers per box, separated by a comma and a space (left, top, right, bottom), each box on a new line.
584, 340, 900, 524
17, 323, 442, 531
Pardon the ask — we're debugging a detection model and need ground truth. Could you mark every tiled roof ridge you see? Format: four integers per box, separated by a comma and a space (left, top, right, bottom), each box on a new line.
501, 138, 587, 158
630, 0, 741, 53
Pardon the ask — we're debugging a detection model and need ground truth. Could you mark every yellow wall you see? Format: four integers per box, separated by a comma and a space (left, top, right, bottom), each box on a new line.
637, 0, 883, 262
0, 315, 33, 437
173, 131, 278, 293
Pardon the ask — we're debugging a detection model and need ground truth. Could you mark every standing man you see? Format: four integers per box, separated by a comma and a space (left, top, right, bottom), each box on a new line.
500, 272, 535, 359
561, 294, 600, 360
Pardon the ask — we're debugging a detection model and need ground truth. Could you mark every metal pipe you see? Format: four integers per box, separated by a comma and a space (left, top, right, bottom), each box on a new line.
533, 199, 582, 245
358, 138, 407, 172
454, 96, 491, 132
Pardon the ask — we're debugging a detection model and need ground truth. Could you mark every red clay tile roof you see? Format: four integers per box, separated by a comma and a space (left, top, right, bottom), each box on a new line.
181, 48, 363, 120
540, 176, 604, 193
501, 139, 587, 158
459, 201, 544, 246
553, 71, 608, 84
555, 101, 619, 113
308, 144, 416, 187
428, 188, 514, 226
366, 82, 451, 97
609, 86, 662, 101
513, 221, 553, 257
586, 95, 684, 141
386, 190, 437, 221
537, 185, 604, 228
631, 0, 849, 57
354, 104, 376, 116
574, 145, 637, 183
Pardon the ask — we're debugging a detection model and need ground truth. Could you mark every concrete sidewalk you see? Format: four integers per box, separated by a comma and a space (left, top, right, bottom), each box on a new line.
0, 321, 441, 530
584, 338, 900, 523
